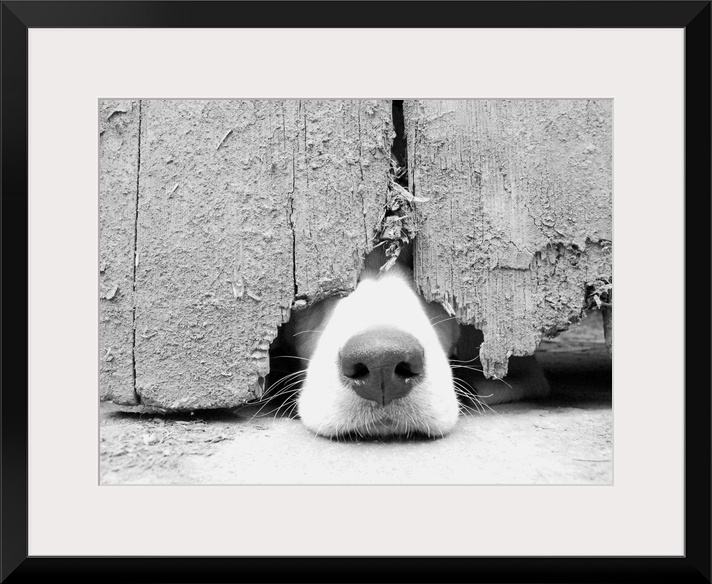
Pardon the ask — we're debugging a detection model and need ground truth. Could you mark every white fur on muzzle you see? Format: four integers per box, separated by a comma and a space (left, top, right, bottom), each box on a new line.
292, 265, 460, 439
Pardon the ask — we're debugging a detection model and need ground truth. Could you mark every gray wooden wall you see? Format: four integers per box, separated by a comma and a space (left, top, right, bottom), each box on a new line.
100, 99, 611, 409
405, 100, 612, 378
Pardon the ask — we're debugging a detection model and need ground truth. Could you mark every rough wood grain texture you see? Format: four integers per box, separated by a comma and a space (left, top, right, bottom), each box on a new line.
405, 100, 612, 378
99, 100, 141, 405
129, 100, 392, 410
290, 101, 392, 301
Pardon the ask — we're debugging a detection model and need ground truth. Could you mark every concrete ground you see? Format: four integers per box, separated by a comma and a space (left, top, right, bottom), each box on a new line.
100, 311, 611, 485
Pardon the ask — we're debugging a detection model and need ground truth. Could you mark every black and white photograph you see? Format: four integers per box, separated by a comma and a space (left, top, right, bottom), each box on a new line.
9, 4, 706, 580
99, 99, 613, 484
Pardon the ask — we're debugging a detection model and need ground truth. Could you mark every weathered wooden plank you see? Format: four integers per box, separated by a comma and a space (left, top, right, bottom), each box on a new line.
405, 100, 612, 378
134, 100, 293, 409
290, 100, 393, 302
99, 100, 141, 405
131, 100, 392, 409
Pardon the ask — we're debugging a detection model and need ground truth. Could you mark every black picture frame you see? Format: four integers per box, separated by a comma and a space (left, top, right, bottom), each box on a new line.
2, 2, 709, 582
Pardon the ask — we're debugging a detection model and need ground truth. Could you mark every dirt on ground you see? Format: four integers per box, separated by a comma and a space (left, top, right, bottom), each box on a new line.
100, 311, 611, 485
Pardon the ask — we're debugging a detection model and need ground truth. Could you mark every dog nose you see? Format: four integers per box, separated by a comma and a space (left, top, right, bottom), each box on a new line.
339, 327, 424, 406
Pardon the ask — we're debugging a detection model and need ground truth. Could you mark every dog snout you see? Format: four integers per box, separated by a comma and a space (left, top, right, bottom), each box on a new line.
339, 327, 424, 406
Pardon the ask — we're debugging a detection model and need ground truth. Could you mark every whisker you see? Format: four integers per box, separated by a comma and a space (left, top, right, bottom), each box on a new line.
453, 378, 476, 394
458, 397, 488, 416
450, 364, 485, 374
493, 377, 513, 389
292, 330, 324, 337
429, 315, 459, 326
248, 401, 277, 422
453, 383, 477, 397
245, 369, 306, 421
452, 379, 500, 416
468, 393, 499, 415
273, 394, 300, 419
270, 377, 306, 397
284, 399, 300, 419
250, 371, 306, 403
476, 399, 499, 416
250, 392, 299, 421
266, 368, 306, 387
454, 392, 484, 414
266, 383, 302, 401
451, 364, 513, 389
449, 355, 481, 364
458, 401, 484, 416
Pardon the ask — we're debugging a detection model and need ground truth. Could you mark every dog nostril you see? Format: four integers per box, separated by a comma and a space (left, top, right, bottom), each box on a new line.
344, 362, 369, 380
394, 361, 418, 379
339, 327, 424, 406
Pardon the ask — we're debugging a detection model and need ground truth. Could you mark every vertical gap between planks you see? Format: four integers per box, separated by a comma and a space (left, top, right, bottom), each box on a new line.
290, 101, 299, 299
131, 100, 143, 404
391, 100, 408, 190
